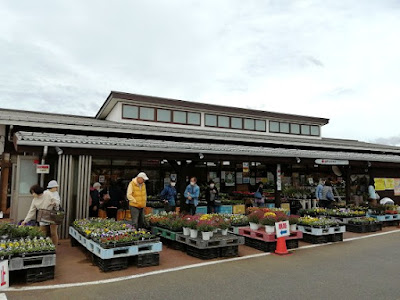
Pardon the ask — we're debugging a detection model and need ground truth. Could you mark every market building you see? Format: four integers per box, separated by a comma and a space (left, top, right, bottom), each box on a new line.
1, 91, 400, 238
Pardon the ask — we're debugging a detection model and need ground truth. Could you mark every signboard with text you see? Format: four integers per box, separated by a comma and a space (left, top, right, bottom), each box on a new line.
315, 159, 349, 165
275, 221, 290, 238
36, 164, 50, 174
0, 260, 9, 290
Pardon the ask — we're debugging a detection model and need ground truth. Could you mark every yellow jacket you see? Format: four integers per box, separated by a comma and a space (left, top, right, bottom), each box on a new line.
127, 178, 147, 208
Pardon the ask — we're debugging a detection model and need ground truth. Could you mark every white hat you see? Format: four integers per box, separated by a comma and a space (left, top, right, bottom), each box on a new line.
137, 172, 149, 181
47, 180, 59, 189
93, 182, 101, 188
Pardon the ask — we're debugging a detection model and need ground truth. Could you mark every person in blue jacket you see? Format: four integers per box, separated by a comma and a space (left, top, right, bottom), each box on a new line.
160, 178, 177, 212
184, 177, 200, 215
315, 179, 324, 203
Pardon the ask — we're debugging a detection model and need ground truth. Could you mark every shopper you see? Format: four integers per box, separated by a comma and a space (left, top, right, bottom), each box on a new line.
22, 185, 59, 245
89, 182, 101, 218
44, 180, 61, 245
101, 181, 124, 220
254, 182, 265, 207
184, 177, 200, 215
127, 172, 149, 229
205, 180, 219, 213
315, 179, 324, 201
320, 180, 335, 208
368, 178, 379, 206
160, 178, 177, 212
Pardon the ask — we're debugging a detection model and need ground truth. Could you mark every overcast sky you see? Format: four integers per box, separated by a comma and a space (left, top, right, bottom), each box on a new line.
0, 1, 400, 144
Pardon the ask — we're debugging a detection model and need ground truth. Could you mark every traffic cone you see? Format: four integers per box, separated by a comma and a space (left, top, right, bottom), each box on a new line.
274, 237, 291, 256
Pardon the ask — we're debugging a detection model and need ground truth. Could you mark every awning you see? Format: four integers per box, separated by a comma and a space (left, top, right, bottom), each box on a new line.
14, 131, 400, 163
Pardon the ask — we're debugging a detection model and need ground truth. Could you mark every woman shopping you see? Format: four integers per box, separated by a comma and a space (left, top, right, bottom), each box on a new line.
22, 185, 59, 245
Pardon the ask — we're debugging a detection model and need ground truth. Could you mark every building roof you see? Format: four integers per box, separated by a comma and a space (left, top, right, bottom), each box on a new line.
96, 91, 330, 125
14, 131, 400, 163
1, 108, 399, 155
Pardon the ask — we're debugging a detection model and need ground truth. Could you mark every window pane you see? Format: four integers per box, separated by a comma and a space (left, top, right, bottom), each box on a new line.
231, 117, 243, 129
173, 111, 187, 123
310, 125, 320, 136
290, 123, 300, 134
218, 115, 230, 128
244, 119, 255, 130
187, 112, 200, 125
280, 122, 290, 133
157, 109, 171, 122
140, 107, 155, 120
205, 114, 217, 126
122, 105, 138, 119
269, 121, 279, 133
301, 124, 310, 135
255, 120, 266, 131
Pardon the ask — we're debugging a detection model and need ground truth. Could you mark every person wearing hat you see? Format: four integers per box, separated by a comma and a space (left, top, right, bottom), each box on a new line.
45, 180, 61, 207
160, 178, 177, 212
127, 172, 149, 228
89, 182, 102, 218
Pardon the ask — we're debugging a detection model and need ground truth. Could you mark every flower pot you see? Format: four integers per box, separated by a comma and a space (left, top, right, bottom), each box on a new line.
190, 229, 198, 239
210, 231, 214, 237
213, 228, 218, 233
201, 231, 212, 241
249, 222, 260, 231
290, 224, 297, 232
221, 228, 228, 236
183, 227, 190, 236
265, 225, 275, 234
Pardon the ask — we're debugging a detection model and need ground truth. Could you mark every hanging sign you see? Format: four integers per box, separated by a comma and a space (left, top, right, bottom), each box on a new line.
276, 164, 282, 191
0, 259, 9, 289
385, 178, 395, 190
36, 164, 50, 174
394, 179, 400, 196
315, 159, 349, 165
374, 178, 386, 191
275, 221, 290, 238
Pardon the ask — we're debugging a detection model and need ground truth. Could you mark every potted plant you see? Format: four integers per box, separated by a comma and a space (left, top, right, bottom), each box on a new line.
288, 215, 300, 232
248, 210, 264, 230
182, 215, 197, 236
215, 217, 231, 236
197, 220, 215, 241
260, 213, 276, 234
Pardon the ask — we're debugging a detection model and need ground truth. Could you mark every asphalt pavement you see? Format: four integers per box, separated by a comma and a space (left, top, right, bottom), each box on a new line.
5, 231, 400, 300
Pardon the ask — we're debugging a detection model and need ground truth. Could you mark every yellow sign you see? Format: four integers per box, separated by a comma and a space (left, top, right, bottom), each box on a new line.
385, 178, 395, 190
374, 178, 386, 191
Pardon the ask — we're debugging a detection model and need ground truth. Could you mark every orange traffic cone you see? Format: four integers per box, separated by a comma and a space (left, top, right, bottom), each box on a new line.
274, 237, 292, 256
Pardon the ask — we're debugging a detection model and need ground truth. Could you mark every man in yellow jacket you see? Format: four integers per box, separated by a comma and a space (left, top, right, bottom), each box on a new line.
127, 172, 149, 229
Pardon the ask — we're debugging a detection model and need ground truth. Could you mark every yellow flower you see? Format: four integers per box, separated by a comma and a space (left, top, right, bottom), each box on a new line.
264, 212, 276, 217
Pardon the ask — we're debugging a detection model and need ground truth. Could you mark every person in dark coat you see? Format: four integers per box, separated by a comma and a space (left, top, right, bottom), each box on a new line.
160, 178, 177, 212
101, 181, 124, 220
205, 180, 219, 213
89, 182, 101, 218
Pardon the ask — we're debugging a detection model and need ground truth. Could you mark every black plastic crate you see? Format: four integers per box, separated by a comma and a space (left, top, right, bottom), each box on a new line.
186, 245, 220, 260
220, 245, 239, 258
345, 224, 368, 233
286, 239, 299, 249
132, 253, 160, 268
382, 220, 399, 227
303, 233, 329, 244
70, 236, 79, 247
93, 256, 128, 272
26, 266, 55, 283
162, 238, 187, 252
370, 223, 383, 232
328, 233, 343, 243
244, 237, 275, 252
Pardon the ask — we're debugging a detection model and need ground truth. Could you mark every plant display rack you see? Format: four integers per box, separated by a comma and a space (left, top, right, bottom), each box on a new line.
70, 226, 162, 271
151, 227, 179, 241
174, 233, 244, 260
238, 227, 303, 242
297, 225, 345, 244
345, 223, 383, 233
369, 214, 400, 222
237, 227, 302, 252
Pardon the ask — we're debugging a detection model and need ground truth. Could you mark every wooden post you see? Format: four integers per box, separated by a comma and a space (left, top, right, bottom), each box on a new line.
0, 153, 11, 215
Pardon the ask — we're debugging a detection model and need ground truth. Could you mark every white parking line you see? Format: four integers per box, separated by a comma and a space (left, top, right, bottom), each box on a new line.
5, 229, 400, 292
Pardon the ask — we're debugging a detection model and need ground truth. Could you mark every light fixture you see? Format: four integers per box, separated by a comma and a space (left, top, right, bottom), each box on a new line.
177, 161, 181, 166
199, 153, 204, 160
186, 160, 192, 164
367, 161, 372, 168
296, 157, 301, 164
55, 146, 63, 156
